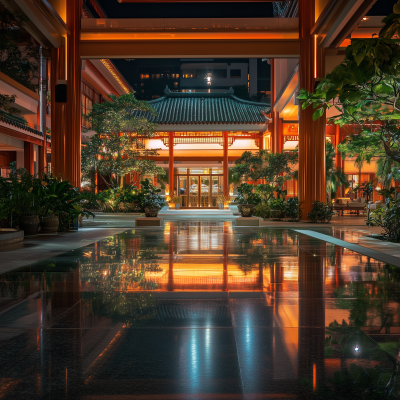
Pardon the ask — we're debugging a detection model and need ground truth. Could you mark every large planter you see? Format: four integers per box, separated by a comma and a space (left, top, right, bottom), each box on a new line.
42, 214, 59, 233
0, 228, 24, 246
19, 215, 40, 236
239, 204, 255, 217
175, 204, 181, 210
144, 207, 159, 217
218, 203, 224, 209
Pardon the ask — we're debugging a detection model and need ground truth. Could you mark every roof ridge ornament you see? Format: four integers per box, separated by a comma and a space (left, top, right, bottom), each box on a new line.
164, 85, 171, 95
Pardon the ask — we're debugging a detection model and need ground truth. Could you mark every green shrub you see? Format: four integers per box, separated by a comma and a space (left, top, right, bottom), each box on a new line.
307, 201, 334, 223
284, 197, 302, 222
236, 183, 261, 206
254, 203, 270, 219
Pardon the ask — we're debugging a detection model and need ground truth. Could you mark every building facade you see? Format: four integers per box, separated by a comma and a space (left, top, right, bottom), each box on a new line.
136, 86, 270, 207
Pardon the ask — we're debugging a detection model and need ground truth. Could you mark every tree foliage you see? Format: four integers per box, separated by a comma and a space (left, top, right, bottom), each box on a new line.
326, 142, 349, 196
81, 93, 165, 188
298, 1, 400, 176
0, 3, 39, 113
230, 150, 298, 186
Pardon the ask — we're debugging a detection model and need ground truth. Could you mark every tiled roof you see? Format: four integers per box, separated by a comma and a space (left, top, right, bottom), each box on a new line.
0, 112, 43, 137
136, 87, 270, 125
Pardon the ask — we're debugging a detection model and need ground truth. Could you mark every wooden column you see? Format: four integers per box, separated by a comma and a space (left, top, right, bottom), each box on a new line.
223, 131, 229, 198
39, 141, 47, 175
298, 0, 326, 218
278, 117, 284, 153
50, 46, 66, 179
169, 132, 174, 197
335, 125, 342, 197
270, 59, 276, 153
24, 142, 34, 175
65, 0, 82, 187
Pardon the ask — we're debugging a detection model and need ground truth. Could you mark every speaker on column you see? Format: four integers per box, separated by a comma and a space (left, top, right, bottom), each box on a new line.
55, 80, 67, 103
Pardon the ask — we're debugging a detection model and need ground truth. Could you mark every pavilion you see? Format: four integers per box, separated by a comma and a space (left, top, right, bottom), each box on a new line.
136, 86, 270, 207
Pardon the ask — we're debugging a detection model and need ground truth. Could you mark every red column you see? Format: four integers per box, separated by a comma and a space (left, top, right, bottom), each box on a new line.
169, 132, 174, 197
270, 59, 276, 153
39, 141, 47, 176
50, 46, 66, 179
223, 131, 229, 199
24, 142, 34, 175
298, 0, 326, 218
278, 117, 284, 153
65, 0, 82, 187
335, 125, 342, 197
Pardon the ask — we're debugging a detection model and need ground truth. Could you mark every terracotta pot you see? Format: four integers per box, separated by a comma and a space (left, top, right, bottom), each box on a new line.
239, 204, 254, 217
19, 215, 40, 236
144, 207, 159, 217
42, 214, 59, 233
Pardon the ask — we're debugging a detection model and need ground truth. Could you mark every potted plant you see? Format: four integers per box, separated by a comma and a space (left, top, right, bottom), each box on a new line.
307, 201, 334, 223
172, 196, 181, 210
284, 197, 302, 222
217, 195, 224, 209
254, 203, 270, 220
270, 198, 285, 220
139, 179, 165, 217
236, 183, 260, 217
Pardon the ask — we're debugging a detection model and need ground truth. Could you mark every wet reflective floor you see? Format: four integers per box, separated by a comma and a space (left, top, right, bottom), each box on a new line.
1, 221, 400, 399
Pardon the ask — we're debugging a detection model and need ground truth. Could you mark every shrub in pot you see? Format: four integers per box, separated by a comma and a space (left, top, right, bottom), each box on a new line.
254, 204, 270, 220
138, 179, 165, 217
172, 196, 181, 210
284, 197, 302, 222
307, 201, 334, 223
270, 198, 286, 220
217, 195, 224, 209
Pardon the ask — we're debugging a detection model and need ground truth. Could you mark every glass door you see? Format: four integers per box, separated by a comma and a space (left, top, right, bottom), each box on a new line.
189, 176, 199, 207
211, 175, 223, 207
200, 176, 211, 208
177, 176, 187, 207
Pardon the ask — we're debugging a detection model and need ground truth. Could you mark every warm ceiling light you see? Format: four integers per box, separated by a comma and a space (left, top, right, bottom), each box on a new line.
362, 17, 368, 21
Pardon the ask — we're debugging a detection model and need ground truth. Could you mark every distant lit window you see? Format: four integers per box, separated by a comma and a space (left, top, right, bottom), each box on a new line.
140, 74, 149, 79
152, 95, 161, 99
230, 69, 241, 78
176, 73, 179, 78
171, 73, 175, 78
174, 82, 178, 87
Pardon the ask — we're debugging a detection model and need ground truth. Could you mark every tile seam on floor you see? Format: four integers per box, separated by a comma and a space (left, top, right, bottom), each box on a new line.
293, 230, 400, 268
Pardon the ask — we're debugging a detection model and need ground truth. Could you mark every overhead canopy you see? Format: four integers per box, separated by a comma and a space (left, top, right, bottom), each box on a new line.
135, 87, 271, 132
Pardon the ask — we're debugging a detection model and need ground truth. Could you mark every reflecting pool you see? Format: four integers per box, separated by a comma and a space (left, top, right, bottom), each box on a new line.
1, 221, 400, 399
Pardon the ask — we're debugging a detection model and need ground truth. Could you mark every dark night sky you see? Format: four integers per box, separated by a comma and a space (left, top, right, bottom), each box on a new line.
96, 0, 397, 92
96, 1, 274, 18
95, 0, 395, 19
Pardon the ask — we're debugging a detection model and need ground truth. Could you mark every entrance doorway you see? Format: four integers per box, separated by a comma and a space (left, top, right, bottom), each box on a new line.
176, 173, 223, 208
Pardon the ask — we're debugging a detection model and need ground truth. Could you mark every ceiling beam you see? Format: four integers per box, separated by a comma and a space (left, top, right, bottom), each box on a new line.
80, 39, 300, 59
118, 0, 283, 2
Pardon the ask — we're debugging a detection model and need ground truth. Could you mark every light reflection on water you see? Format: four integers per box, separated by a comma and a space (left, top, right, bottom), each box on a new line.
1, 222, 400, 399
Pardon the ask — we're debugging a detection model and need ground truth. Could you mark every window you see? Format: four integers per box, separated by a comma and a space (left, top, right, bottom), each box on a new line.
230, 69, 241, 78
181, 69, 196, 78
174, 82, 178, 87
140, 74, 149, 79
81, 82, 98, 129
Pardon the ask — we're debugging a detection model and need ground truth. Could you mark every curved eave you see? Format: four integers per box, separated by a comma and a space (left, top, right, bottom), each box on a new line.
153, 122, 270, 133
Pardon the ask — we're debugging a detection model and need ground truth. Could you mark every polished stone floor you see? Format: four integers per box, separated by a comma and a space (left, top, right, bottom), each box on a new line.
1, 221, 400, 399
